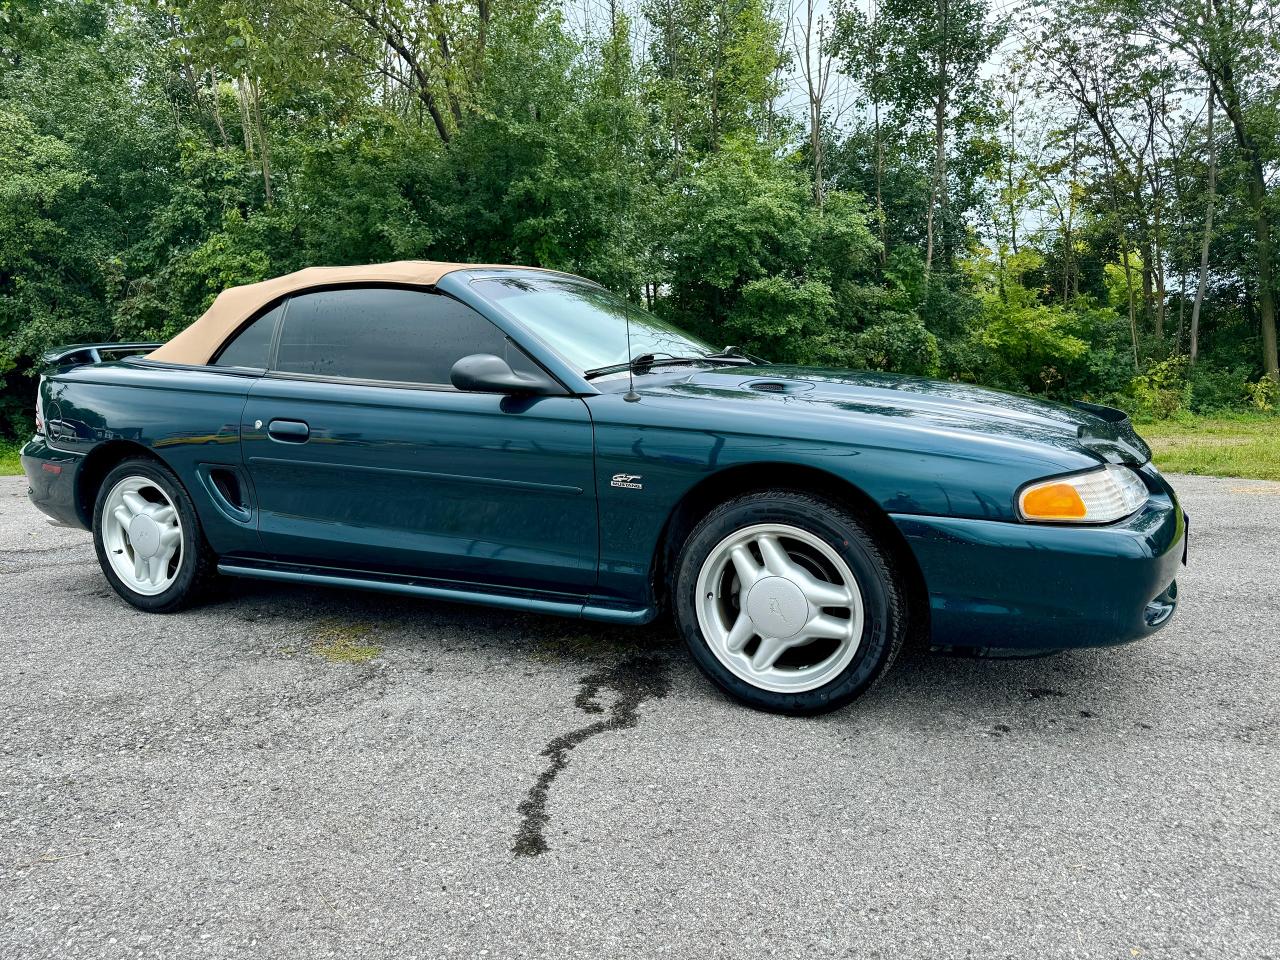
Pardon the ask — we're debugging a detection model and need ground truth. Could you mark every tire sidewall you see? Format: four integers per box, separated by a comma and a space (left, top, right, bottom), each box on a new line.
93, 458, 204, 613
674, 493, 898, 715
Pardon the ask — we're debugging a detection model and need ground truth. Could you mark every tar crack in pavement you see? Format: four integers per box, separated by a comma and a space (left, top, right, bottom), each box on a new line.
512, 654, 671, 856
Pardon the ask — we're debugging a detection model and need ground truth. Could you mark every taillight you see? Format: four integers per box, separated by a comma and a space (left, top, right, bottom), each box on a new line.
35, 379, 45, 435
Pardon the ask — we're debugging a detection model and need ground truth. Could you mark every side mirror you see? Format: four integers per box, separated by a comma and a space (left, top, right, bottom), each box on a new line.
450, 354, 560, 395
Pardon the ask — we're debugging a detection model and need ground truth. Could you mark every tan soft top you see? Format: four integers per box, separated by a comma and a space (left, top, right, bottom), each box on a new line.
149, 260, 522, 365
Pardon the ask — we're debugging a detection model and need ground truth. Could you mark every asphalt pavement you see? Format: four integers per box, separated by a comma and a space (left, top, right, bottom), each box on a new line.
2, 472, 1277, 959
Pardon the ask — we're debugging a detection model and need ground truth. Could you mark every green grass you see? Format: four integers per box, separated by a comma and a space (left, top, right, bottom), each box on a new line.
0, 441, 20, 477
1137, 414, 1280, 481
305, 619, 382, 665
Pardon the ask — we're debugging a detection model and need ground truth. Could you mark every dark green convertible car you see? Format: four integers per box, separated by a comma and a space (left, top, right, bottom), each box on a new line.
22, 261, 1187, 714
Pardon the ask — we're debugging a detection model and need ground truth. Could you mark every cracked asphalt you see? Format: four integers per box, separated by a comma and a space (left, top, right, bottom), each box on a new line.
2, 472, 1277, 959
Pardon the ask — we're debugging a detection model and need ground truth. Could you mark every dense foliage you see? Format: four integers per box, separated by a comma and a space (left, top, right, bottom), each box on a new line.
2, 0, 1278, 436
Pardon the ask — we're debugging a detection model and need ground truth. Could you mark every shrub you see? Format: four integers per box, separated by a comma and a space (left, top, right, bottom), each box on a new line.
974, 286, 1089, 395
1126, 357, 1192, 420
1188, 365, 1252, 414
1244, 377, 1280, 412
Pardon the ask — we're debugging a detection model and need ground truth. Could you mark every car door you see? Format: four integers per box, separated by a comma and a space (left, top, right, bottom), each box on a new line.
237, 285, 598, 593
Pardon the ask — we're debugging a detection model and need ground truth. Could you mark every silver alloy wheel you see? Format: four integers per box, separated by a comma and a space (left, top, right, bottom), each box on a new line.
695, 522, 865, 693
101, 475, 184, 596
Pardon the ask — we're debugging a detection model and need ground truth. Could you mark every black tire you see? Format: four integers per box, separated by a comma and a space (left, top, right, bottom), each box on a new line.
672, 490, 907, 715
92, 458, 217, 613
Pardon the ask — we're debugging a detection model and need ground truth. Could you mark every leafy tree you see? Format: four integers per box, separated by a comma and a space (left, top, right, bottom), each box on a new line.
0, 0, 1277, 435
831, 0, 1001, 275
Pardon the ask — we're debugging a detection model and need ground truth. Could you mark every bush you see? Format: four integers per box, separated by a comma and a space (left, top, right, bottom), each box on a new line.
840, 313, 940, 375
725, 275, 837, 361
1187, 365, 1253, 414
972, 283, 1091, 396
1125, 357, 1192, 420
1244, 377, 1280, 412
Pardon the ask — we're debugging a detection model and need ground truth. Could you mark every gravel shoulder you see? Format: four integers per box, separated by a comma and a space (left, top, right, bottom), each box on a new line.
2, 473, 1277, 959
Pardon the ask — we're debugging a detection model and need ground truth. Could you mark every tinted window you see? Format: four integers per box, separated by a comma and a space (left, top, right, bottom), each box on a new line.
274, 287, 533, 384
214, 303, 282, 369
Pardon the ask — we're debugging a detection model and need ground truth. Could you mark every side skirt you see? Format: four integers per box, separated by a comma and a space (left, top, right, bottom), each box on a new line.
216, 557, 657, 625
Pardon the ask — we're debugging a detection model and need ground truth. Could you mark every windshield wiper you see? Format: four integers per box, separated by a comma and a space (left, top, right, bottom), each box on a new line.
583, 352, 752, 380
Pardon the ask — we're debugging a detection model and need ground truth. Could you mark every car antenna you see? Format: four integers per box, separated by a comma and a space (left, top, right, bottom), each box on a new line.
623, 305, 640, 402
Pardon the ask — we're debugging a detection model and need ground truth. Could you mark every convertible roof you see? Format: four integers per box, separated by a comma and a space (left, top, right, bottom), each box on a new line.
148, 260, 524, 365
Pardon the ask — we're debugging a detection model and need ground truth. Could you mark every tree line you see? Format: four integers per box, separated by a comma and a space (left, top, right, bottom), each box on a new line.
2, 0, 1278, 434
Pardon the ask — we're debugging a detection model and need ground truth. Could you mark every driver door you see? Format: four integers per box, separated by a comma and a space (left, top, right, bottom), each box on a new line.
236, 286, 598, 593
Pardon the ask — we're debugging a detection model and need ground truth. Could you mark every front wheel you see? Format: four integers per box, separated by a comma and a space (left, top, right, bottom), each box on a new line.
92, 458, 216, 613
673, 490, 907, 715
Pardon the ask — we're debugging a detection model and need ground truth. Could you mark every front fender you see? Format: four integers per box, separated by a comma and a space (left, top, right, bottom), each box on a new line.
584, 392, 1102, 607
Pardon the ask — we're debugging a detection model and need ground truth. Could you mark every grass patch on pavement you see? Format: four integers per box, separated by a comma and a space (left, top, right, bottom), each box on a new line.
307, 619, 382, 665
535, 629, 637, 663
0, 441, 20, 477
1136, 414, 1280, 481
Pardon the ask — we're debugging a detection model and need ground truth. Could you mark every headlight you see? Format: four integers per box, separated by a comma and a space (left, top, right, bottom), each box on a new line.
1018, 465, 1149, 524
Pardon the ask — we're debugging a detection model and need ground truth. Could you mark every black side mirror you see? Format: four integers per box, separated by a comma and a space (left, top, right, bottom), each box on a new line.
450, 354, 560, 395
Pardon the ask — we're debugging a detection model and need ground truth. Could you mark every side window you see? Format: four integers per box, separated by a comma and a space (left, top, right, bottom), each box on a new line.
273, 287, 537, 384
213, 303, 283, 369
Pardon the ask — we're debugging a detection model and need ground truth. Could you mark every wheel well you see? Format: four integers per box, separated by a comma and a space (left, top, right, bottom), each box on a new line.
654, 463, 931, 645
75, 440, 160, 525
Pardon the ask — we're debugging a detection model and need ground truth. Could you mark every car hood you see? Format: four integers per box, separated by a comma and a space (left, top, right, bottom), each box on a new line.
652, 365, 1151, 465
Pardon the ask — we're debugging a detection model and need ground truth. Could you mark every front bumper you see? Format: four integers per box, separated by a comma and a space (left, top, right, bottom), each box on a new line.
893, 469, 1186, 651
21, 436, 87, 530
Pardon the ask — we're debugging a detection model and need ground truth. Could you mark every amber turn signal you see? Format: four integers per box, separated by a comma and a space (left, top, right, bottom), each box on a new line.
1020, 482, 1087, 520
1017, 465, 1150, 524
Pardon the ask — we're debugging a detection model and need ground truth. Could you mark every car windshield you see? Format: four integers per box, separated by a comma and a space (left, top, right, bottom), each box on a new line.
472, 276, 716, 376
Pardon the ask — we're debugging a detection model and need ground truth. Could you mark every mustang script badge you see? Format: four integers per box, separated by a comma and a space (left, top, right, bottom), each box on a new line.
610, 473, 643, 490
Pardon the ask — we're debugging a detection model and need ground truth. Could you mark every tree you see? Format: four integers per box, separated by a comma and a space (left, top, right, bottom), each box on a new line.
1138, 0, 1280, 380
1189, 78, 1217, 366
833, 0, 1000, 276
643, 0, 785, 170
789, 0, 843, 212
1, 0, 1277, 435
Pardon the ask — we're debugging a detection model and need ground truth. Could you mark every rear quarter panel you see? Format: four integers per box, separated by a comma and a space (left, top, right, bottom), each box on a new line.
42, 361, 260, 554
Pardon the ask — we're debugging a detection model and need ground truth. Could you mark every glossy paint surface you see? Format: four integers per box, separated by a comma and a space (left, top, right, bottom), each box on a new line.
581, 367, 1150, 602
895, 468, 1185, 649
30, 364, 257, 553
22, 272, 1186, 648
240, 376, 597, 590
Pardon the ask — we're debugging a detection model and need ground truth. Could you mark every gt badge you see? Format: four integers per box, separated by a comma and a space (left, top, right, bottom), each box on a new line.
611, 473, 643, 490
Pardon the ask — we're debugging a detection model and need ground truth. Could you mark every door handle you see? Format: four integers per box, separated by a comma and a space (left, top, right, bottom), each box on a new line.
267, 419, 310, 443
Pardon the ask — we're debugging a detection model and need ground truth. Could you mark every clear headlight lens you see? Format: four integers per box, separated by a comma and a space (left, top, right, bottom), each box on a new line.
1018, 465, 1149, 524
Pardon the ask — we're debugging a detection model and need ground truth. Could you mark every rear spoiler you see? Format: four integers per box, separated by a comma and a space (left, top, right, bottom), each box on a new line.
1071, 400, 1152, 465
41, 342, 162, 369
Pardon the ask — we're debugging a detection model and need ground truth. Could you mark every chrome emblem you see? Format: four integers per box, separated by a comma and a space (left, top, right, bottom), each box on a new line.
610, 473, 643, 490
768, 597, 790, 623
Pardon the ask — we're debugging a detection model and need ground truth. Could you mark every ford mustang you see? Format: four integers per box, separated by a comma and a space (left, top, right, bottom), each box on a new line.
21, 261, 1187, 714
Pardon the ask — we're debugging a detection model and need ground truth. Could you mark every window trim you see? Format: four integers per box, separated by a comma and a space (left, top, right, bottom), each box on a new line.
261, 369, 462, 392
246, 282, 567, 394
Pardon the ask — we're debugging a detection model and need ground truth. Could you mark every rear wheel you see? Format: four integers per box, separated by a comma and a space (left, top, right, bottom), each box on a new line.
673, 490, 907, 715
92, 458, 216, 612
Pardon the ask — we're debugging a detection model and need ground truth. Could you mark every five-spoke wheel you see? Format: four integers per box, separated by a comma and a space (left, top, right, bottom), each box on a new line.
675, 490, 907, 714
92, 458, 215, 612
101, 476, 184, 595
696, 523, 865, 693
